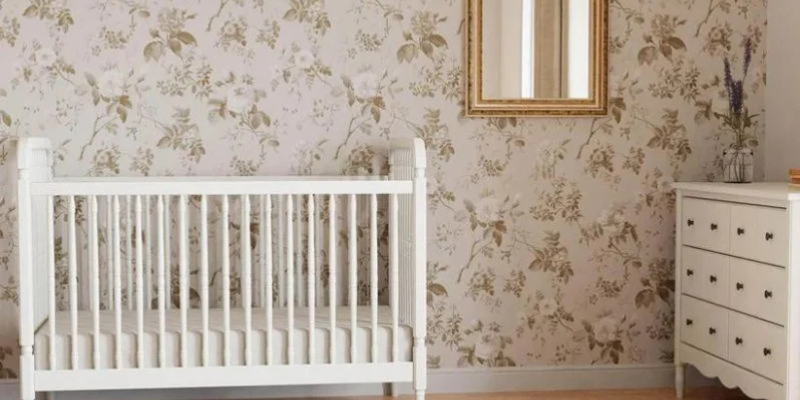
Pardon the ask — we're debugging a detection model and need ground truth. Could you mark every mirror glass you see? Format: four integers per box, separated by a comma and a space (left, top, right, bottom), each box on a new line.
481, 0, 594, 100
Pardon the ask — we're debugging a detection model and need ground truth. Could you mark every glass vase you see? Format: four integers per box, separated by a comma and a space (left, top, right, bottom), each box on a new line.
722, 148, 754, 184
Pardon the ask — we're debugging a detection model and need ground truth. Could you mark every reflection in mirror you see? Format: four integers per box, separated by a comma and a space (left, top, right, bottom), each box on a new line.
482, 0, 593, 100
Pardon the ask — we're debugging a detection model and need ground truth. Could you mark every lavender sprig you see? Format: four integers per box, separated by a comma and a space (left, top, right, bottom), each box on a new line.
723, 58, 735, 112
730, 80, 744, 120
743, 37, 752, 77
719, 37, 758, 150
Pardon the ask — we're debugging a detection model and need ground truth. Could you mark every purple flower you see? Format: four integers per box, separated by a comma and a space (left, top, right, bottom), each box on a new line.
722, 38, 753, 121
724, 58, 734, 95
723, 58, 735, 111
730, 80, 744, 119
743, 37, 753, 77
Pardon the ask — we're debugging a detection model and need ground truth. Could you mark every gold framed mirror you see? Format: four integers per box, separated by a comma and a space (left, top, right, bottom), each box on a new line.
466, 0, 608, 117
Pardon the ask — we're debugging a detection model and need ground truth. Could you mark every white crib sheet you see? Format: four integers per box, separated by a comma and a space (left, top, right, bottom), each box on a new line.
34, 307, 412, 370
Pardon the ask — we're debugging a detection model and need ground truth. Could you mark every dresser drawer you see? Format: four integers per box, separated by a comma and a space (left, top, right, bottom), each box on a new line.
729, 258, 787, 325
728, 312, 786, 383
681, 247, 729, 306
682, 198, 730, 253
681, 295, 728, 359
730, 204, 788, 266
756, 206, 788, 266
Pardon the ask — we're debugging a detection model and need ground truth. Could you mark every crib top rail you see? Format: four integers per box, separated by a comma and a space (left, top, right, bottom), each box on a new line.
29, 176, 412, 196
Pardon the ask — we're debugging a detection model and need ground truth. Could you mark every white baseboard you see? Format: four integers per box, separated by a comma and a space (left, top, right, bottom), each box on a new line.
0, 364, 716, 400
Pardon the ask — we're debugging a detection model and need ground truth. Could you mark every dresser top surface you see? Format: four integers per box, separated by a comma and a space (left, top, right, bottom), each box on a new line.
672, 181, 800, 200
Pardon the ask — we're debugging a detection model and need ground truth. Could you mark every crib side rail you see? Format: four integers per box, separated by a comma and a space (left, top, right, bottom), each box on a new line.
30, 178, 412, 196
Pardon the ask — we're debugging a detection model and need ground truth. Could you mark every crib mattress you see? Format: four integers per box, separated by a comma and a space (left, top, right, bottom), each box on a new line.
34, 307, 412, 370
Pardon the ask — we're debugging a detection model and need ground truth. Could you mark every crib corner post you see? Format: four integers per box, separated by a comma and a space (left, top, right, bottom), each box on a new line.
16, 137, 52, 400
390, 138, 428, 399
411, 138, 427, 400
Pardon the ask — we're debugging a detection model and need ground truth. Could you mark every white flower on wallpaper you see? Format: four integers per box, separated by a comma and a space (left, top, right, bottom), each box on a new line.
474, 195, 502, 224
293, 49, 315, 69
593, 316, 620, 344
352, 71, 381, 99
97, 67, 128, 99
539, 298, 558, 317
35, 47, 56, 68
226, 85, 257, 114
0, 0, 767, 376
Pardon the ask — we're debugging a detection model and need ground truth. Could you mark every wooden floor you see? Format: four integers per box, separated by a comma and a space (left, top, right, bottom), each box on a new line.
288, 388, 747, 400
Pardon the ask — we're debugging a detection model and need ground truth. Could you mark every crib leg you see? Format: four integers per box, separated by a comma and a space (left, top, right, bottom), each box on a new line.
413, 339, 427, 400
20, 345, 35, 400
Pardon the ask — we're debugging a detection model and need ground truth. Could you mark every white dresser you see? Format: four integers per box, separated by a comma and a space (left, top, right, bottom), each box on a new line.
674, 183, 800, 400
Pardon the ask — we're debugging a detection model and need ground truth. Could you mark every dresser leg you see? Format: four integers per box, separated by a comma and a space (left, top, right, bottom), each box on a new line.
675, 363, 685, 398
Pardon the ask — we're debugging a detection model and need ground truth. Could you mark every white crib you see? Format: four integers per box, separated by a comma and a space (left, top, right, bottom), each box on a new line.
15, 138, 427, 400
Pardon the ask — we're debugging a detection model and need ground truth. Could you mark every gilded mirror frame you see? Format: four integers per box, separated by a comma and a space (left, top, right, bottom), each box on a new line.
465, 0, 608, 117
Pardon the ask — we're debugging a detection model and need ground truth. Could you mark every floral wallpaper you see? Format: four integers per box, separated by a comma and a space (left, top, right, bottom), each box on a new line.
0, 0, 766, 377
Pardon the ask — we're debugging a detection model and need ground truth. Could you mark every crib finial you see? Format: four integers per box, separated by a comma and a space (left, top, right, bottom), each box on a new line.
389, 138, 426, 175
17, 137, 53, 182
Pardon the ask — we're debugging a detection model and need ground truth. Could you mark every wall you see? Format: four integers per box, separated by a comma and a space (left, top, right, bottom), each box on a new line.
0, 0, 765, 379
765, 0, 800, 180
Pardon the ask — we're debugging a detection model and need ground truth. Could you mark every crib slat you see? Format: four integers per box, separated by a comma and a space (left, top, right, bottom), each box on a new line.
296, 195, 304, 308
316, 193, 324, 308
135, 196, 145, 368
89, 196, 100, 369
222, 195, 231, 367
308, 195, 316, 364
278, 196, 285, 308
179, 195, 189, 367
287, 194, 295, 365
157, 195, 166, 368
164, 197, 171, 310
264, 195, 274, 365
145, 195, 152, 310
200, 195, 210, 367
370, 193, 378, 363
47, 196, 56, 370
126, 196, 133, 311
106, 197, 113, 312
348, 194, 357, 364
328, 195, 337, 364
390, 193, 399, 362
242, 194, 253, 366
113, 195, 123, 369
68, 196, 78, 370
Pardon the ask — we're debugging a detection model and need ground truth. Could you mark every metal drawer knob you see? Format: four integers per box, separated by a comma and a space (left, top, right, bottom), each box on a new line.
737, 227, 745, 236
765, 290, 774, 299
766, 232, 774, 241
736, 282, 744, 291
764, 348, 772, 356
686, 319, 693, 326
687, 269, 694, 277
709, 327, 717, 335
735, 337, 743, 345
687, 219, 695, 227
710, 223, 718, 231
709, 275, 717, 283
